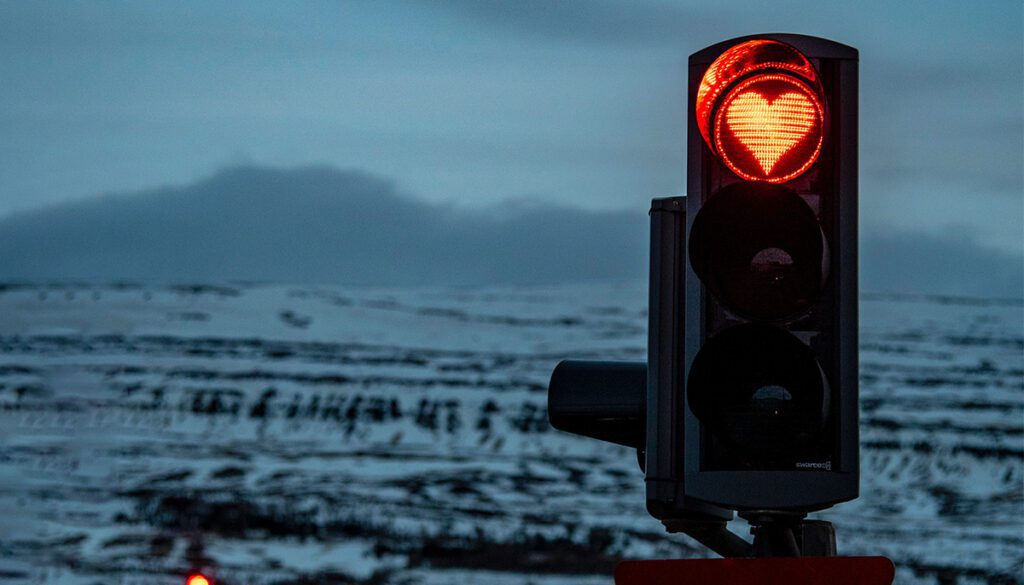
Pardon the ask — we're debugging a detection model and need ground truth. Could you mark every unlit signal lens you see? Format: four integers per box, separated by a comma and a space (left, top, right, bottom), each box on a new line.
687, 323, 831, 467
688, 182, 828, 322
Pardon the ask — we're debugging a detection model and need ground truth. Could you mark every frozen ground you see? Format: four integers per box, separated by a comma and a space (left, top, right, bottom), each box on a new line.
0, 283, 1020, 584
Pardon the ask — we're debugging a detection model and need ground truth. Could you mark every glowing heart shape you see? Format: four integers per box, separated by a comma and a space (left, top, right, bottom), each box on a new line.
725, 90, 816, 175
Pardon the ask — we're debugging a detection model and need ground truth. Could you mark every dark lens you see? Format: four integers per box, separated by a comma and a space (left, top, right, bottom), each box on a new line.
687, 323, 830, 467
689, 182, 827, 321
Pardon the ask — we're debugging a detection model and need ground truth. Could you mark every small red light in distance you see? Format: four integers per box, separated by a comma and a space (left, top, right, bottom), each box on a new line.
187, 575, 211, 585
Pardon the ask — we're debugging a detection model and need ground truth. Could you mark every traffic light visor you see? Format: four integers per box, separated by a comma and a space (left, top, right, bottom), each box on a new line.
696, 40, 825, 183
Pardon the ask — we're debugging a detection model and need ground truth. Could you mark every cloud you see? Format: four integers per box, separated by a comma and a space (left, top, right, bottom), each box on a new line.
0, 166, 647, 286
0, 165, 1018, 298
411, 0, 713, 46
862, 228, 1023, 299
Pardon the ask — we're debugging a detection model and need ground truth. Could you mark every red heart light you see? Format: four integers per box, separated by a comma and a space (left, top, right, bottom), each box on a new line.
726, 90, 815, 175
713, 74, 824, 183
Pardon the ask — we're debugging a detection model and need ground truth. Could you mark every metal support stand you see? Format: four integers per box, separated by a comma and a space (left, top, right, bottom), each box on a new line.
663, 510, 836, 559
662, 517, 754, 559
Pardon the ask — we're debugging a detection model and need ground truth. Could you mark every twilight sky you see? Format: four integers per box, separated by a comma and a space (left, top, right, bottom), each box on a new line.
1, 1, 1021, 265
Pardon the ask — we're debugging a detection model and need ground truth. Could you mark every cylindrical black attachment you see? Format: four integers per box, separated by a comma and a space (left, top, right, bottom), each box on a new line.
547, 360, 646, 448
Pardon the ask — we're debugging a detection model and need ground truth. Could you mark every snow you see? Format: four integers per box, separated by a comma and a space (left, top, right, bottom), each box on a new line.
0, 283, 1020, 584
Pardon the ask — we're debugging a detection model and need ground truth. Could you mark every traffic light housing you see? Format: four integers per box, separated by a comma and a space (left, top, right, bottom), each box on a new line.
549, 33, 858, 529
651, 33, 858, 514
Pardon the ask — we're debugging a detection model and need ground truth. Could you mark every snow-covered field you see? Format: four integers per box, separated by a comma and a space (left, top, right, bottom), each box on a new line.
0, 283, 1020, 584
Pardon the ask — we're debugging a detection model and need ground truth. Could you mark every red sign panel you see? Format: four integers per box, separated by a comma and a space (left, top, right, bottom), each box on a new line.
616, 556, 894, 585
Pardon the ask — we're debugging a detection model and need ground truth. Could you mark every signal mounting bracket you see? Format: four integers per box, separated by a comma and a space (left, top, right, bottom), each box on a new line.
663, 512, 836, 558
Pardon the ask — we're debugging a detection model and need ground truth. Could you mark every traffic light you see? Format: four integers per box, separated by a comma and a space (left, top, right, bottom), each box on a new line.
651, 33, 859, 514
548, 33, 858, 539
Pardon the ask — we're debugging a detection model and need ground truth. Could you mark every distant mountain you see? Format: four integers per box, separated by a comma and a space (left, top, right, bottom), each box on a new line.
0, 166, 647, 287
0, 165, 1019, 297
862, 228, 1023, 299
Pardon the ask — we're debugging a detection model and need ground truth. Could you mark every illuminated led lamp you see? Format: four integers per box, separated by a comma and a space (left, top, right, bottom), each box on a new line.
695, 39, 826, 183
713, 74, 825, 183
695, 39, 819, 148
